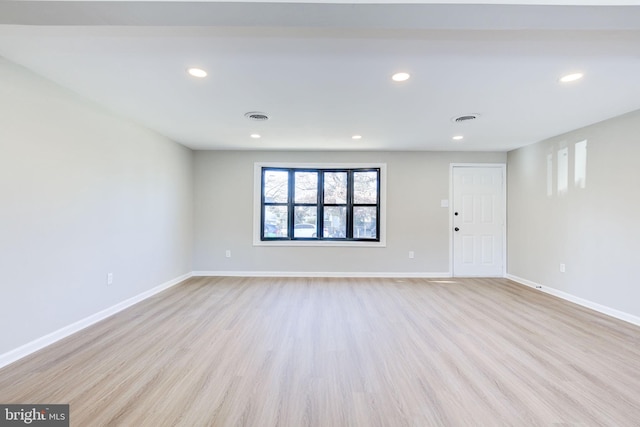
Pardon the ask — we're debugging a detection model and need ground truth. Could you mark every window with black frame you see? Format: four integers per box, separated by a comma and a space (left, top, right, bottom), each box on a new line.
261, 167, 380, 241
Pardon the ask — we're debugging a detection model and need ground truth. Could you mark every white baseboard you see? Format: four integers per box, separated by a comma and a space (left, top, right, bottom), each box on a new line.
0, 272, 192, 370
192, 270, 452, 278
506, 274, 640, 328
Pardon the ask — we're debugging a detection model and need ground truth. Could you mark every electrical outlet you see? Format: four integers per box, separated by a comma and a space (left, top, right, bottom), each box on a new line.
225, 250, 231, 258
107, 273, 113, 285
408, 251, 415, 259
560, 263, 566, 273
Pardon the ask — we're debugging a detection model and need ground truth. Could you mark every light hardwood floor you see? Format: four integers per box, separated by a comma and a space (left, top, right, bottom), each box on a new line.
1, 277, 639, 426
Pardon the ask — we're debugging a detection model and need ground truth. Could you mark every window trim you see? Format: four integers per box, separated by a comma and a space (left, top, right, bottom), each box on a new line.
253, 162, 386, 247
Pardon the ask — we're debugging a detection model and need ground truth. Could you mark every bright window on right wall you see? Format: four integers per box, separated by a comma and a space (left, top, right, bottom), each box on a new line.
575, 140, 587, 189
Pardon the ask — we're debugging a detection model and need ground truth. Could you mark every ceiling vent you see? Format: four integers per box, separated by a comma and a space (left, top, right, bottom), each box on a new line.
245, 112, 269, 121
452, 114, 479, 123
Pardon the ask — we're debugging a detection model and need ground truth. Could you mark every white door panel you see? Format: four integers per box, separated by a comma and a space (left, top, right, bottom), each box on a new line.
452, 166, 504, 277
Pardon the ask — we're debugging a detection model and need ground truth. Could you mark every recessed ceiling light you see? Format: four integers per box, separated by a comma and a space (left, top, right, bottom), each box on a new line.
391, 72, 411, 82
352, 135, 362, 140
187, 68, 207, 78
559, 72, 584, 83
250, 134, 261, 139
452, 135, 464, 141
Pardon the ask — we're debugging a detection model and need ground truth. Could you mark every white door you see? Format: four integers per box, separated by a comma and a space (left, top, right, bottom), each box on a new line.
452, 165, 505, 277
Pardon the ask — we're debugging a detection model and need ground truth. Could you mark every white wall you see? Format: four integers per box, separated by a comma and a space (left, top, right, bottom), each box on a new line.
507, 109, 640, 319
194, 150, 506, 275
0, 58, 194, 355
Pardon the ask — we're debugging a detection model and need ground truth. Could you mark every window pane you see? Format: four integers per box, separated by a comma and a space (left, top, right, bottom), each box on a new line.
264, 206, 288, 237
557, 147, 568, 195
324, 172, 347, 204
324, 206, 346, 238
295, 171, 318, 203
353, 206, 377, 239
294, 206, 317, 238
353, 171, 378, 204
263, 170, 288, 203
575, 140, 587, 189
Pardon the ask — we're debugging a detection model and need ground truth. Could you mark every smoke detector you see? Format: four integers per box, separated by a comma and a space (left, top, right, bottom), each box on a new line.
452, 114, 480, 123
245, 111, 269, 121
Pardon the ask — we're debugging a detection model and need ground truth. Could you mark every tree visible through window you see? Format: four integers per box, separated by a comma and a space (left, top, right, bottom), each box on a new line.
261, 167, 380, 241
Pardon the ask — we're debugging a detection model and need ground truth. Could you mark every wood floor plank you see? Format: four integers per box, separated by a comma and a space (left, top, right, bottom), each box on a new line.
1, 277, 639, 426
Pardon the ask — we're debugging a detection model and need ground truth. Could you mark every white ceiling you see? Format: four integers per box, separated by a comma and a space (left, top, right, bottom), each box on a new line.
0, 1, 639, 152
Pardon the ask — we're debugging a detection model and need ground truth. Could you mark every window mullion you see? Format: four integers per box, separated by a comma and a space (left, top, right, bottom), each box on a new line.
317, 170, 324, 239
261, 168, 266, 239
288, 169, 295, 239
346, 170, 353, 239
376, 169, 381, 242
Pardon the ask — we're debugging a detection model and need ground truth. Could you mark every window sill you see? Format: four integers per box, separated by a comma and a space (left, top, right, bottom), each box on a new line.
253, 239, 386, 248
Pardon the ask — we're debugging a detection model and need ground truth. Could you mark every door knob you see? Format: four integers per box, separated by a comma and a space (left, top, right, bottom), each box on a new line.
454, 227, 460, 232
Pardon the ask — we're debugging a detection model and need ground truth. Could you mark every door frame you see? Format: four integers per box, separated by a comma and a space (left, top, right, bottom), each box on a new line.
449, 163, 507, 278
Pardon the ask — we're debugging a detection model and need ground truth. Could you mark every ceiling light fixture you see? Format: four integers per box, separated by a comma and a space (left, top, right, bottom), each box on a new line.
391, 72, 410, 82
452, 135, 464, 141
250, 134, 261, 139
352, 135, 362, 140
245, 112, 269, 121
452, 114, 480, 123
559, 72, 584, 83
187, 68, 207, 78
